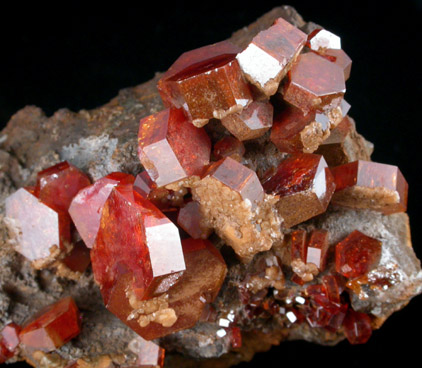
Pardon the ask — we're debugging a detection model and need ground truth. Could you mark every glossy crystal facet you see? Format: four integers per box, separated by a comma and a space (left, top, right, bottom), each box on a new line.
236, 17, 307, 96
282, 52, 346, 113
91, 185, 186, 306
138, 108, 211, 187
177, 201, 212, 239
35, 161, 91, 213
331, 160, 408, 214
5, 188, 71, 266
158, 41, 252, 127
213, 136, 245, 162
307, 29, 341, 51
343, 309, 372, 344
19, 297, 81, 352
262, 153, 335, 227
221, 101, 273, 141
335, 230, 382, 278
69, 172, 135, 248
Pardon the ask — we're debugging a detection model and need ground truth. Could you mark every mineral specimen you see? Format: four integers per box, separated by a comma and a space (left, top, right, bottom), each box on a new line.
0, 6, 420, 368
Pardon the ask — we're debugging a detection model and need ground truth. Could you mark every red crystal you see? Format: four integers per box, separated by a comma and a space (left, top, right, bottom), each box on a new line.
35, 161, 91, 213
322, 275, 341, 305
92, 185, 186, 305
282, 52, 346, 113
343, 309, 372, 344
229, 326, 242, 349
213, 136, 245, 162
323, 49, 352, 81
306, 229, 329, 271
307, 29, 341, 51
262, 153, 335, 227
290, 229, 307, 262
138, 108, 211, 187
177, 201, 212, 239
19, 296, 81, 352
221, 101, 273, 141
129, 337, 165, 367
205, 157, 264, 206
60, 240, 91, 274
335, 230, 382, 278
0, 323, 21, 363
133, 171, 155, 198
157, 41, 252, 127
5, 188, 71, 265
236, 17, 307, 96
69, 172, 135, 248
330, 160, 408, 214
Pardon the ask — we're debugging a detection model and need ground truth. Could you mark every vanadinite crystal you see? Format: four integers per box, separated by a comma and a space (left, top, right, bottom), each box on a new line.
221, 101, 273, 141
177, 201, 212, 239
138, 108, 211, 187
213, 135, 245, 162
157, 41, 252, 127
343, 309, 372, 344
335, 230, 382, 278
0, 323, 21, 363
5, 188, 71, 267
281, 52, 346, 113
69, 172, 135, 248
128, 336, 165, 367
236, 17, 307, 96
35, 161, 91, 213
262, 153, 335, 228
330, 160, 408, 214
92, 184, 186, 306
19, 296, 81, 352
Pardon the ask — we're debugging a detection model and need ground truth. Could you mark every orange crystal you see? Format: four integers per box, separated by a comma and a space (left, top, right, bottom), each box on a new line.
205, 157, 264, 207
19, 296, 81, 352
138, 108, 211, 187
157, 41, 252, 127
5, 188, 71, 265
343, 309, 372, 344
330, 160, 408, 214
35, 161, 91, 213
213, 136, 245, 162
306, 229, 329, 271
221, 101, 273, 141
262, 153, 335, 227
236, 17, 307, 96
335, 230, 382, 278
282, 52, 346, 113
177, 201, 212, 239
91, 184, 186, 305
69, 172, 135, 248
0, 323, 21, 363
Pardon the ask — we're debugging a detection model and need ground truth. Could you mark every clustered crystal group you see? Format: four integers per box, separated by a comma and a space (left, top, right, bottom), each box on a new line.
2, 15, 410, 368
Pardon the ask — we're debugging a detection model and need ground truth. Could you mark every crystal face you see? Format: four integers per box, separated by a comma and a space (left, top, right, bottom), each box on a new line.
157, 41, 252, 127
221, 101, 273, 141
343, 309, 372, 344
213, 135, 245, 162
177, 201, 212, 239
91, 184, 186, 306
128, 336, 165, 367
5, 188, 71, 266
236, 17, 307, 96
282, 52, 346, 113
69, 172, 135, 248
35, 161, 91, 213
307, 29, 342, 51
330, 160, 408, 214
324, 49, 352, 81
262, 153, 335, 227
335, 230, 382, 278
0, 323, 21, 363
138, 108, 211, 187
19, 297, 81, 352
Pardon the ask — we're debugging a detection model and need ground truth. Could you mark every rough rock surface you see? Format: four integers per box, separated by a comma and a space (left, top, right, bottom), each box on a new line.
0, 5, 421, 368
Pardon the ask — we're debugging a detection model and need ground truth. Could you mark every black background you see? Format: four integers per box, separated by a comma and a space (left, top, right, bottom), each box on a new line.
1, 1, 421, 367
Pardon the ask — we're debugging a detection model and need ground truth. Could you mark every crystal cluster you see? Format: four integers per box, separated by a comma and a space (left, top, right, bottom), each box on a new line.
2, 13, 414, 368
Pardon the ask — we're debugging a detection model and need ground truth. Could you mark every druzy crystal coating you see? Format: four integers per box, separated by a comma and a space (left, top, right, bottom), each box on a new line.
19, 297, 81, 352
138, 108, 211, 187
237, 17, 307, 96
158, 41, 252, 127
